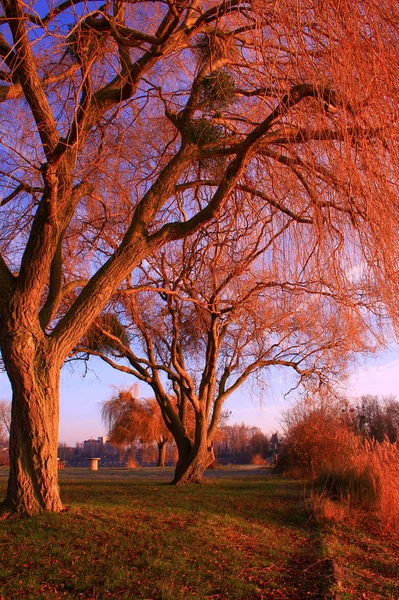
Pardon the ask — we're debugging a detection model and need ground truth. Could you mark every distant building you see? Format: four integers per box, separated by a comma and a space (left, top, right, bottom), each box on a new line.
58, 437, 122, 466
83, 437, 104, 457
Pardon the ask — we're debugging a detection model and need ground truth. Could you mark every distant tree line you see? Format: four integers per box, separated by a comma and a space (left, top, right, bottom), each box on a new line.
352, 395, 399, 443
56, 404, 275, 468
214, 423, 272, 465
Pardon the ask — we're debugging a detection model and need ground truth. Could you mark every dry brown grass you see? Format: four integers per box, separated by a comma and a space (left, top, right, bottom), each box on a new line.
364, 438, 399, 533
309, 492, 351, 526
314, 438, 399, 533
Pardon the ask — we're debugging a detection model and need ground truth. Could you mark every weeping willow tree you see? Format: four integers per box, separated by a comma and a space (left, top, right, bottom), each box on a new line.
0, 0, 398, 513
102, 389, 173, 467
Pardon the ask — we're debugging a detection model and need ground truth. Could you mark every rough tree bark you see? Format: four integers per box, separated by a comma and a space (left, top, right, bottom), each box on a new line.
173, 441, 215, 484
1, 324, 62, 514
172, 412, 214, 484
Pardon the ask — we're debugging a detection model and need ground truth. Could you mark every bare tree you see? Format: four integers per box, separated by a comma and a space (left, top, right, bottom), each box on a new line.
215, 424, 270, 464
0, 0, 398, 513
354, 395, 399, 442
78, 209, 376, 484
102, 389, 173, 467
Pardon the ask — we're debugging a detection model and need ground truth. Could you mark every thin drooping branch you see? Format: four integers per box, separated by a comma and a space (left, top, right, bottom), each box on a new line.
0, 63, 80, 104
150, 84, 349, 245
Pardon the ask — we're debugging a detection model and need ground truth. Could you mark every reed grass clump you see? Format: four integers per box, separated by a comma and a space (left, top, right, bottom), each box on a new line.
314, 438, 399, 532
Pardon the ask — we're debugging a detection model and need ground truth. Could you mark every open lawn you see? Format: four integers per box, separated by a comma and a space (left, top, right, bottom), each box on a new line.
0, 467, 398, 599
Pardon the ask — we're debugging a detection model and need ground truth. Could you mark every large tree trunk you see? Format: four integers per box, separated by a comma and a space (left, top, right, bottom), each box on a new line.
172, 436, 214, 484
171, 409, 216, 484
173, 443, 215, 484
1, 331, 63, 516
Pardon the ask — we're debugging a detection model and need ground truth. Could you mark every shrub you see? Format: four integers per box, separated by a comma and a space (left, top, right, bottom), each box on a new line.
283, 397, 399, 532
250, 453, 267, 466
281, 399, 357, 478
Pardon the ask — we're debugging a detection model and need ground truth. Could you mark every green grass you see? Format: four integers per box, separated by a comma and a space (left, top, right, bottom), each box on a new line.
324, 523, 399, 600
0, 468, 397, 599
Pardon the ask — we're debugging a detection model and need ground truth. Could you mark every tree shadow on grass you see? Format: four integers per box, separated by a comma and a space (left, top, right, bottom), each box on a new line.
1, 471, 394, 600
182, 477, 336, 599
1, 472, 336, 599
275, 534, 335, 599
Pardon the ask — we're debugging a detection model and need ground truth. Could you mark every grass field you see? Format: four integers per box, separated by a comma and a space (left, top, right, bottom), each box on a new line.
0, 467, 398, 599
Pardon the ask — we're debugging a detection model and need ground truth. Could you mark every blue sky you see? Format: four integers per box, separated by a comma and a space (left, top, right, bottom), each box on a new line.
1, 348, 399, 446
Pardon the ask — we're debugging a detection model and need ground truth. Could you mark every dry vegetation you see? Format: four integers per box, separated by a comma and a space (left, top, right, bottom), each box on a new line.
282, 396, 399, 534
315, 439, 399, 534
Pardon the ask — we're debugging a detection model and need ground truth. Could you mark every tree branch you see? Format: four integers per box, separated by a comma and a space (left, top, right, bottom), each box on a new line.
1, 0, 59, 156
150, 84, 325, 245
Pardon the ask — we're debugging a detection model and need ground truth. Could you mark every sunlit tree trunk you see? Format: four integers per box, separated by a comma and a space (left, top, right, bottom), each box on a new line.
1, 328, 63, 515
127, 449, 137, 468
172, 412, 214, 484
173, 441, 215, 484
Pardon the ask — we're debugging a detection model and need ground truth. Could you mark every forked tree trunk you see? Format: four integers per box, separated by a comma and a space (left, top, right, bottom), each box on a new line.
1, 333, 63, 516
171, 409, 216, 484
172, 439, 215, 484
157, 440, 167, 467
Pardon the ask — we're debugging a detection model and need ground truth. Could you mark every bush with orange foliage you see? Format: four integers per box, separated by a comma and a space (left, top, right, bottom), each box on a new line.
281, 396, 356, 478
250, 453, 267, 466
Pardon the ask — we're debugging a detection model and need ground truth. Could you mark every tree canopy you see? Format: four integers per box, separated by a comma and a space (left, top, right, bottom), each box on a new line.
79, 202, 374, 482
0, 0, 399, 513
